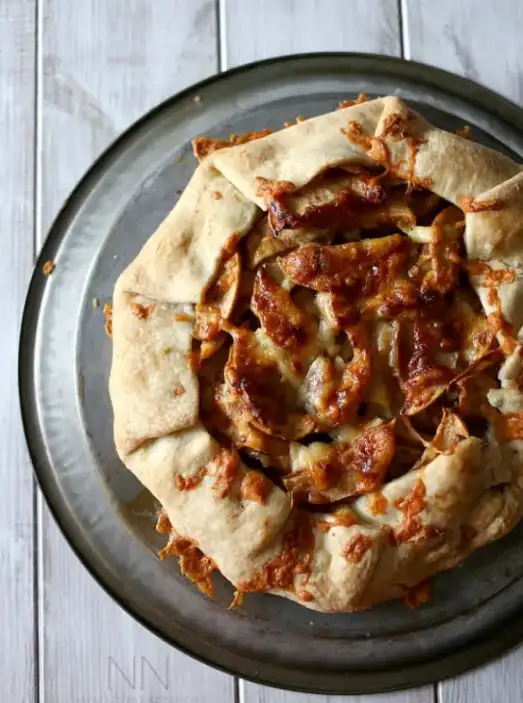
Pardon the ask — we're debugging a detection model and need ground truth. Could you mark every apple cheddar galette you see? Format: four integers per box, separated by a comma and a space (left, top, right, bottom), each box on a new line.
109, 96, 523, 612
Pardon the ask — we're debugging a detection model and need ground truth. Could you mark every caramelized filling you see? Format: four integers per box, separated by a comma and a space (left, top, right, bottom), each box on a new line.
189, 167, 502, 515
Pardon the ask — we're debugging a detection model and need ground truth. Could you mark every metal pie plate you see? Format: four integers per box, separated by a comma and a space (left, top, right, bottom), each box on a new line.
19, 54, 523, 695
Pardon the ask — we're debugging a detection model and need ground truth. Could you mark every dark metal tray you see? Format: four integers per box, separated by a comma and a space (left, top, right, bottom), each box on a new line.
19, 53, 523, 695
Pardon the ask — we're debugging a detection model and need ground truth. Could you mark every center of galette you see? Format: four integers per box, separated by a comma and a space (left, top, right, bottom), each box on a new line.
160, 136, 515, 609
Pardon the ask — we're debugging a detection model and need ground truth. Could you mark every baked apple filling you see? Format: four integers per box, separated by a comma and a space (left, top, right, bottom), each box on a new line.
193, 163, 500, 514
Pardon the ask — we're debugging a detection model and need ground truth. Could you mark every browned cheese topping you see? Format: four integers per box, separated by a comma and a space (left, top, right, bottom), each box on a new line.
175, 469, 205, 491
460, 196, 504, 213
368, 491, 388, 516
192, 129, 272, 161
235, 514, 315, 595
403, 579, 431, 608
211, 449, 241, 499
131, 301, 154, 320
337, 93, 369, 110
392, 479, 442, 545
159, 533, 217, 597
103, 302, 113, 338
156, 508, 172, 534
342, 533, 373, 563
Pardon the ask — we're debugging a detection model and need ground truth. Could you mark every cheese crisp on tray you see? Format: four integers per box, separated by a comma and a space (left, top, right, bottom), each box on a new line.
109, 96, 523, 613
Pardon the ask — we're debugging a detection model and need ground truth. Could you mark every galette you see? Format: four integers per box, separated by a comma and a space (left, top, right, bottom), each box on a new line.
109, 96, 523, 612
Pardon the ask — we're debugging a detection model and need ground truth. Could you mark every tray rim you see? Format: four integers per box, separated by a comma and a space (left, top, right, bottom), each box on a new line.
18, 52, 523, 695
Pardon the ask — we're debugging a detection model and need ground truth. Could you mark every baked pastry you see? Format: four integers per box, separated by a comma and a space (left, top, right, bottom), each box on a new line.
109, 96, 523, 612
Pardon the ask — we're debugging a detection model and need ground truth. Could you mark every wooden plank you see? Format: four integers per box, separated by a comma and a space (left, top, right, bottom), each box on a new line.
40, 0, 218, 233
37, 2, 235, 702
0, 1, 36, 702
222, 0, 401, 67
222, 1, 433, 701
403, 1, 523, 701
402, 0, 523, 102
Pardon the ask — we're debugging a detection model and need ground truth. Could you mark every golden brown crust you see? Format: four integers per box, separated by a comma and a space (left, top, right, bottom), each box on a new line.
110, 96, 523, 613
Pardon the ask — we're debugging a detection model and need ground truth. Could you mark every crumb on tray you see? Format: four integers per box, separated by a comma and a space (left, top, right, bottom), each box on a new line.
42, 260, 55, 276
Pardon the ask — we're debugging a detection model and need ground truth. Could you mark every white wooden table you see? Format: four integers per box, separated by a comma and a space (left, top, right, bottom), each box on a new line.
4, 0, 523, 701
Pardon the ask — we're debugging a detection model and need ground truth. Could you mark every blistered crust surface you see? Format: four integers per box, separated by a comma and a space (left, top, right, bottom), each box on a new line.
110, 96, 523, 612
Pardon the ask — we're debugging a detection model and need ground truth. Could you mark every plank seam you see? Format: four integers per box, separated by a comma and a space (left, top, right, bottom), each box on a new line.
399, 0, 411, 60
32, 0, 42, 701
32, 0, 42, 262
234, 676, 240, 703
216, 0, 227, 72
397, 0, 405, 58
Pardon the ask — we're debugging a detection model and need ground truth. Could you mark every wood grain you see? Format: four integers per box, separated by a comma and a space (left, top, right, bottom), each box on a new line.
239, 681, 434, 703
223, 0, 432, 701
403, 0, 523, 103
404, 1, 523, 701
222, 0, 400, 67
40, 0, 218, 233
37, 2, 235, 702
0, 1, 36, 702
